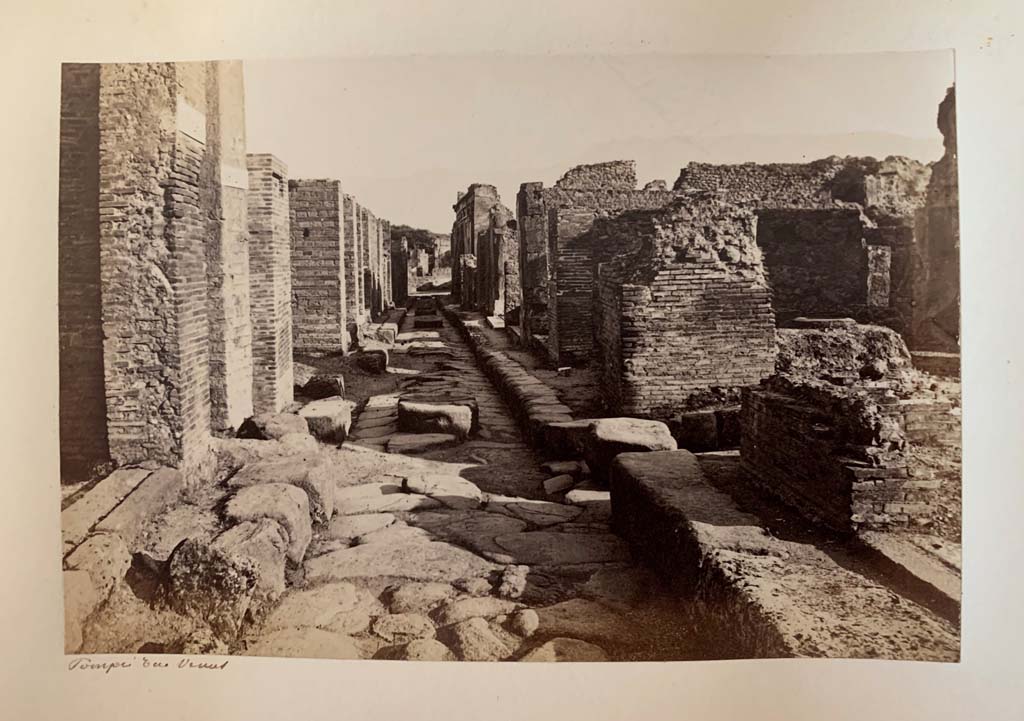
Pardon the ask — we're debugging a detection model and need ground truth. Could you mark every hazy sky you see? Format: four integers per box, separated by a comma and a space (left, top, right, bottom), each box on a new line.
244, 52, 954, 233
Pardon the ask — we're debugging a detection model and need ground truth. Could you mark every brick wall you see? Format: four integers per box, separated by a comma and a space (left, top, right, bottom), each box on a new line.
59, 64, 109, 480
289, 179, 348, 353
595, 193, 777, 417
247, 154, 293, 413
911, 87, 960, 352
342, 195, 361, 326
97, 62, 214, 480
380, 219, 392, 308
360, 206, 371, 315
516, 181, 547, 338
204, 61, 254, 432
451, 184, 501, 310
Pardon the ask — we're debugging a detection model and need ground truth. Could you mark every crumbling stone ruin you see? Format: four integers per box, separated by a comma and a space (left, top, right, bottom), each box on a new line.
58, 62, 961, 664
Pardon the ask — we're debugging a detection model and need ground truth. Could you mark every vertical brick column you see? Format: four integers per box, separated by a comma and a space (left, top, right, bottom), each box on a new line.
204, 61, 254, 432
58, 63, 108, 481
391, 237, 409, 305
289, 179, 348, 353
247, 154, 294, 413
360, 206, 371, 317
97, 62, 214, 480
342, 194, 360, 332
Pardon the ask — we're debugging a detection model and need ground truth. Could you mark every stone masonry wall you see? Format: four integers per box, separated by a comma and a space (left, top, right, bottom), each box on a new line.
59, 63, 109, 480
247, 154, 293, 413
204, 61, 253, 432
289, 180, 348, 353
451, 184, 501, 310
360, 206, 371, 315
97, 62, 214, 479
391, 237, 409, 305
595, 193, 777, 417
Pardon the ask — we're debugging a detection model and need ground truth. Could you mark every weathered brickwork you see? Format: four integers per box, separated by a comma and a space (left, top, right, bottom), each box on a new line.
342, 195, 361, 326
912, 86, 960, 352
204, 61, 254, 432
289, 179, 348, 353
360, 206, 371, 315
380, 219, 392, 308
474, 203, 519, 318
674, 155, 931, 337
96, 62, 215, 479
247, 154, 293, 413
595, 193, 777, 417
518, 161, 676, 358
59, 63, 109, 480
741, 323, 941, 533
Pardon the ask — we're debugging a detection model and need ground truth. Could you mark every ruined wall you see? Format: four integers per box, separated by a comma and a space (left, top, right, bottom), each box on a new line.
342, 194, 361, 331
595, 193, 777, 417
755, 208, 891, 323
59, 63, 108, 480
96, 62, 213, 478
247, 154, 293, 413
519, 161, 676, 356
912, 87, 960, 352
360, 206, 371, 315
380, 219, 392, 308
474, 203, 519, 318
741, 323, 938, 533
289, 179, 348, 353
204, 61, 253, 432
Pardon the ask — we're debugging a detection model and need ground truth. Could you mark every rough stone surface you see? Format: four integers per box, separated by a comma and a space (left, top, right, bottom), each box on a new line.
372, 613, 436, 643
261, 581, 384, 636
398, 399, 474, 438
334, 482, 442, 515
210, 519, 289, 611
237, 413, 310, 441
224, 483, 313, 563
442, 617, 514, 661
305, 541, 500, 584
543, 474, 576, 495
328, 513, 396, 540
386, 581, 457, 615
64, 532, 131, 599
228, 455, 335, 524
387, 433, 460, 454
521, 637, 608, 662
508, 608, 539, 637
301, 374, 345, 400
166, 538, 257, 640
434, 597, 518, 626
403, 474, 484, 510
379, 638, 454, 661
583, 418, 677, 484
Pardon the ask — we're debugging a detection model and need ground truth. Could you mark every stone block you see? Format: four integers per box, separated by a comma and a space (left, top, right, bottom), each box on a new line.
61, 468, 152, 552
398, 399, 473, 438
386, 433, 460, 454
356, 349, 388, 374
299, 396, 355, 443
225, 483, 313, 563
543, 419, 598, 458
583, 418, 677, 484
237, 413, 310, 440
166, 537, 258, 640
64, 532, 131, 600
93, 468, 183, 550
229, 455, 335, 524
301, 375, 345, 400
211, 519, 289, 613
669, 410, 719, 452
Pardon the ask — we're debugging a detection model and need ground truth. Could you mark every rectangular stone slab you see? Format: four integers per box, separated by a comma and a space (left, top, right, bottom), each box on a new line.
62, 468, 153, 553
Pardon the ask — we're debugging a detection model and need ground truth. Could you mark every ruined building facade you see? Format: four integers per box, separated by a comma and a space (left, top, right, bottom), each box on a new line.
58, 61, 402, 483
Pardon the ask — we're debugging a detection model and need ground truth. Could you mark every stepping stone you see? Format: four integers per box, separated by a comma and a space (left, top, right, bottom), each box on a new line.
520, 637, 608, 662
299, 397, 355, 443
365, 393, 401, 410
492, 531, 630, 565
583, 418, 677, 484
398, 398, 476, 438
237, 412, 310, 441
350, 425, 396, 441
414, 315, 443, 329
387, 433, 460, 454
403, 474, 484, 510
304, 541, 500, 584
397, 331, 441, 342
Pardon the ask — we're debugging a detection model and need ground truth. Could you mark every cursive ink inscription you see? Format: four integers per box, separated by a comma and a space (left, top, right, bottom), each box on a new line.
67, 657, 230, 673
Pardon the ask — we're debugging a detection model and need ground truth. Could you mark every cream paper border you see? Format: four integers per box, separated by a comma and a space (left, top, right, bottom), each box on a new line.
1, 1, 1022, 719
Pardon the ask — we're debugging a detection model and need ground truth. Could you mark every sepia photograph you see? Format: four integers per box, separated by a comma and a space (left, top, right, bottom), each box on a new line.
57, 51, 961, 663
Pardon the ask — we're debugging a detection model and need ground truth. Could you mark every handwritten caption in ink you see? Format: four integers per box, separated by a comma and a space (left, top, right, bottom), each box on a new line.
67, 657, 230, 674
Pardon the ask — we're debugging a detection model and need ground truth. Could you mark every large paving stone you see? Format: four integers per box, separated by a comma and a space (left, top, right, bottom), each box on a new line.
237, 413, 310, 441
543, 419, 600, 458
403, 474, 483, 510
411, 510, 529, 557
211, 519, 289, 612
488, 497, 583, 527
305, 540, 500, 584
520, 637, 609, 662
225, 483, 312, 563
354, 523, 432, 546
93, 468, 183, 550
584, 418, 677, 484
492, 531, 630, 566
245, 628, 362, 659
371, 613, 436, 643
261, 581, 384, 636
534, 599, 641, 649
334, 482, 442, 515
378, 638, 454, 661
442, 617, 515, 661
433, 597, 518, 627
327, 513, 396, 540
228, 455, 334, 524
299, 397, 355, 443
387, 433, 460, 454
385, 581, 457, 615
